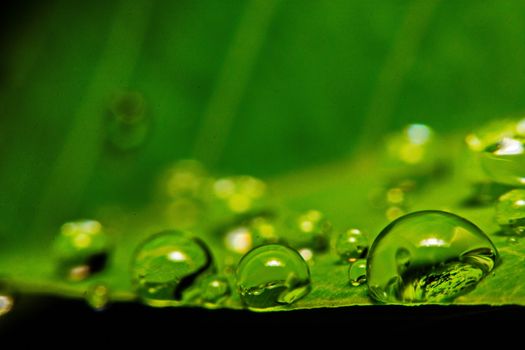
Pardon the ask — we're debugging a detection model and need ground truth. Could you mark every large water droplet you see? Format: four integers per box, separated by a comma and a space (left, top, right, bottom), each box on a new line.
131, 230, 214, 306
53, 220, 111, 281
283, 210, 332, 252
85, 283, 110, 311
236, 244, 311, 309
334, 228, 368, 263
348, 259, 367, 287
481, 136, 525, 186
496, 189, 525, 235
367, 210, 498, 304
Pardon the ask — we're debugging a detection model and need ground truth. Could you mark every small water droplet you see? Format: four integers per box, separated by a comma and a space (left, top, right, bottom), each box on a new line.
348, 259, 367, 287
199, 275, 231, 304
334, 228, 368, 263
496, 189, 525, 235
131, 230, 214, 306
85, 283, 110, 311
283, 210, 332, 252
53, 220, 111, 281
481, 136, 525, 186
236, 244, 311, 309
508, 236, 519, 244
367, 210, 498, 303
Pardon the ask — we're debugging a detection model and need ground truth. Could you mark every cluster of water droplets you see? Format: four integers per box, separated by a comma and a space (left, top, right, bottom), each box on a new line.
6, 118, 522, 317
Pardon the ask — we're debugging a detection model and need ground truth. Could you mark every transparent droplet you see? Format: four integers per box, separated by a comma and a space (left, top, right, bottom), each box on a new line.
495, 189, 525, 235
348, 259, 367, 287
212, 176, 266, 214
53, 220, 111, 281
481, 136, 525, 186
236, 244, 311, 309
85, 283, 110, 311
105, 91, 150, 151
283, 210, 332, 251
367, 210, 498, 304
334, 228, 369, 263
131, 230, 214, 306
199, 275, 231, 304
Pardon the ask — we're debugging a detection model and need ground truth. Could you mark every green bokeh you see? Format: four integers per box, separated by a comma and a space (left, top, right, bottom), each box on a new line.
2, 0, 525, 247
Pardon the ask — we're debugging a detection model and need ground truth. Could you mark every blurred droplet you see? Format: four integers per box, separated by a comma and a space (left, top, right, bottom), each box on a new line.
85, 283, 110, 311
53, 220, 111, 281
334, 228, 368, 263
495, 189, 525, 236
222, 214, 279, 254
212, 176, 267, 214
0, 294, 13, 317
199, 275, 231, 304
298, 248, 314, 263
282, 210, 332, 252
481, 136, 525, 187
105, 91, 150, 151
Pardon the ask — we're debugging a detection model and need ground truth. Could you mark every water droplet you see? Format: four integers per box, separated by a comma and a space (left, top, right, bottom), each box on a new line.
105, 91, 150, 151
334, 228, 368, 263
53, 220, 111, 281
283, 210, 332, 251
85, 283, 110, 311
131, 230, 214, 306
199, 275, 231, 304
236, 244, 311, 309
495, 189, 525, 235
348, 259, 367, 287
213, 176, 266, 214
0, 294, 13, 317
481, 136, 525, 186
367, 210, 498, 303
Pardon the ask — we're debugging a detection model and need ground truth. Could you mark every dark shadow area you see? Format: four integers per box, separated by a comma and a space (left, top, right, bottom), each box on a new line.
1, 294, 523, 339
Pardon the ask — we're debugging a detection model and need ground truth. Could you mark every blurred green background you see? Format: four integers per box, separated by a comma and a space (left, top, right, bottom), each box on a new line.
1, 0, 525, 243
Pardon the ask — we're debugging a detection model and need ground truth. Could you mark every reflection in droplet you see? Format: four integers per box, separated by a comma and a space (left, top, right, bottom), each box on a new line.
236, 244, 311, 309
131, 230, 214, 306
367, 211, 498, 303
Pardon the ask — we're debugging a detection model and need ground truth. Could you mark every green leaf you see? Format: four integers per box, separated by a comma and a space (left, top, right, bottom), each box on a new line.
2, 133, 525, 310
